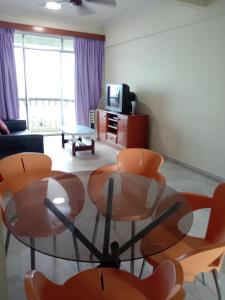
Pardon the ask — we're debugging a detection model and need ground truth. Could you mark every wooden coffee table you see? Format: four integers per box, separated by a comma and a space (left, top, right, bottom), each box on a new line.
61, 125, 96, 156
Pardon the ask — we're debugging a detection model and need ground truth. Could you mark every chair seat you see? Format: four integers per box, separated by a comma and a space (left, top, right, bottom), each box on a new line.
4, 171, 85, 237
89, 169, 163, 221
96, 193, 153, 221
142, 234, 210, 269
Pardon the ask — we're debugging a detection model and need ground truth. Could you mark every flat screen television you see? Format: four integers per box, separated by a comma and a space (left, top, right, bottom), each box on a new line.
106, 83, 132, 114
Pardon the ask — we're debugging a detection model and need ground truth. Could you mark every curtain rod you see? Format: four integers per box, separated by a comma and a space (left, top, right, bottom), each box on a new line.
0, 20, 105, 41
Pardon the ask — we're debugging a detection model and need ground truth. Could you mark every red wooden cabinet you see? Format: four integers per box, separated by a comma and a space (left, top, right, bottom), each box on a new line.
117, 114, 128, 148
97, 109, 107, 142
97, 110, 149, 149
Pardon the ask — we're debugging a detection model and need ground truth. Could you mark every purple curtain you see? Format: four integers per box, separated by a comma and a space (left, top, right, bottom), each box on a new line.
0, 28, 19, 120
74, 37, 104, 126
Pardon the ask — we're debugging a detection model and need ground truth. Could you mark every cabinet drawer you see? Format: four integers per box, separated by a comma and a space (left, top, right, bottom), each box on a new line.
106, 132, 117, 144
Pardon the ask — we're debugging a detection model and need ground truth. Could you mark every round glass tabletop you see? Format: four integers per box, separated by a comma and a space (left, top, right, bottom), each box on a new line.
4, 171, 193, 264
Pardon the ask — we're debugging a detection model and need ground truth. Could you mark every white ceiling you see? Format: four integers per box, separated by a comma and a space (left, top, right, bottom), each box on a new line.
0, 0, 151, 29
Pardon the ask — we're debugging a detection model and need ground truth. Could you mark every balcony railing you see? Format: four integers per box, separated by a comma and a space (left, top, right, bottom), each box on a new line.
19, 98, 76, 133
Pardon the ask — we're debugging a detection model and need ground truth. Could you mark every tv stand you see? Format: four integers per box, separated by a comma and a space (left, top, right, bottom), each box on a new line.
97, 110, 149, 149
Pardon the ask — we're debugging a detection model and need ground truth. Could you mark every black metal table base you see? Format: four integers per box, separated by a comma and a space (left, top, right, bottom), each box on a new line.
44, 177, 180, 269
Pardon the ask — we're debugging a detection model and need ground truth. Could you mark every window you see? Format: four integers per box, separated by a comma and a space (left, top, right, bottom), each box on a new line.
14, 32, 75, 133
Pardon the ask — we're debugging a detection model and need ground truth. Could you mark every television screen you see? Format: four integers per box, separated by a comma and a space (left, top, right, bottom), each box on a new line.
107, 85, 121, 108
106, 83, 132, 114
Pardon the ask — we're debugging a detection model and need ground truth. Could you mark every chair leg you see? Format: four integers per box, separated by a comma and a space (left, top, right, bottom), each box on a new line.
5, 230, 11, 256
130, 221, 135, 274
30, 237, 35, 270
90, 212, 100, 259
212, 270, 224, 300
201, 272, 206, 285
139, 259, 146, 279
72, 233, 81, 272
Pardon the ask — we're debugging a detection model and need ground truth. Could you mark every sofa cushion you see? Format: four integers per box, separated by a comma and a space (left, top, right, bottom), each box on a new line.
3, 119, 27, 132
0, 120, 10, 135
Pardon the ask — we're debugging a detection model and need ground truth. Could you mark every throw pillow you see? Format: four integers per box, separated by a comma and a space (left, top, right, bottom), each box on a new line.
0, 120, 10, 135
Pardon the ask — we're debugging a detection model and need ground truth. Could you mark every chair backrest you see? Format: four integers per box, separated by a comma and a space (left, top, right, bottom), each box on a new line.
0, 153, 52, 194
141, 260, 185, 300
25, 261, 184, 300
24, 270, 57, 300
117, 148, 164, 179
25, 269, 149, 300
205, 183, 225, 243
0, 153, 52, 178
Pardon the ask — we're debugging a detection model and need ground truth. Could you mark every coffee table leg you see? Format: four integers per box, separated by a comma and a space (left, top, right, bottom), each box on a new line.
62, 133, 65, 148
72, 142, 76, 156
92, 139, 95, 154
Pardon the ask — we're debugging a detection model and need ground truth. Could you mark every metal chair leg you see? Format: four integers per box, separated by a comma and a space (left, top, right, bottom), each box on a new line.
201, 272, 206, 285
30, 237, 35, 270
90, 212, 100, 259
139, 259, 146, 279
5, 230, 11, 256
130, 221, 135, 274
73, 233, 81, 272
212, 270, 224, 300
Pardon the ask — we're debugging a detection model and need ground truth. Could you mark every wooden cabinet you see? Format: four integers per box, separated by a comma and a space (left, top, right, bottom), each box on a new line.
97, 110, 149, 149
117, 114, 128, 148
98, 110, 107, 142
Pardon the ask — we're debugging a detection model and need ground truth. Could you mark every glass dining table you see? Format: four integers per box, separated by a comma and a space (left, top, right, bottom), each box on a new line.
4, 170, 193, 270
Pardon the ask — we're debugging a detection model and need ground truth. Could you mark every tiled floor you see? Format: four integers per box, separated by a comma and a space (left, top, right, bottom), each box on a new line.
3, 136, 225, 299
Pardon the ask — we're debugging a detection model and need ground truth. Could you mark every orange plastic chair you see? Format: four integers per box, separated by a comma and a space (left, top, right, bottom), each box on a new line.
140, 183, 225, 300
92, 148, 166, 183
88, 148, 166, 204
88, 148, 166, 272
0, 153, 63, 269
0, 152, 63, 194
24, 260, 185, 300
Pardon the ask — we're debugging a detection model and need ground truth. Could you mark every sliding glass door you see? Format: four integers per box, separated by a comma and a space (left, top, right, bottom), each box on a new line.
14, 33, 75, 133
61, 52, 75, 130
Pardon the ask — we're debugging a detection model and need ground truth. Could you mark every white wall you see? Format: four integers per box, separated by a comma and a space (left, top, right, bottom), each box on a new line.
105, 0, 225, 178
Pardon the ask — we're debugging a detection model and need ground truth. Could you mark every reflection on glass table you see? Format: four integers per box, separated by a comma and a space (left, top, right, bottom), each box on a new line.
4, 171, 193, 269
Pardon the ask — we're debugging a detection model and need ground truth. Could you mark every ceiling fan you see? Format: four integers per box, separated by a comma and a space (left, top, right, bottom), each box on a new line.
45, 0, 117, 15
